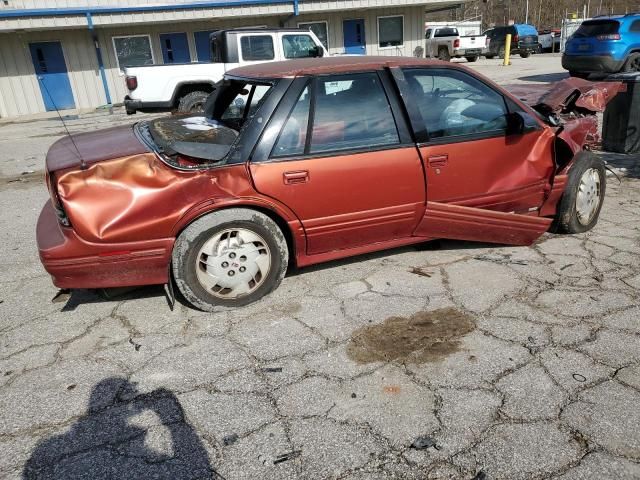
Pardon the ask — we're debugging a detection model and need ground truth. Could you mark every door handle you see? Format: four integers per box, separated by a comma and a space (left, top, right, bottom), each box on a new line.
428, 154, 448, 167
283, 170, 309, 184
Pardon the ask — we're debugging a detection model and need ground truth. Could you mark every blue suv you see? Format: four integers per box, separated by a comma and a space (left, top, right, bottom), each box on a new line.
563, 14, 640, 77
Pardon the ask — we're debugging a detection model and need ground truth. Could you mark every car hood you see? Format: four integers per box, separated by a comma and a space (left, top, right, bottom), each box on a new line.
46, 125, 149, 173
503, 77, 624, 114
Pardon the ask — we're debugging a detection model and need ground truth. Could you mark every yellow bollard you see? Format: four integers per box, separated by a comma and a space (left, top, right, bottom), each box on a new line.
503, 34, 512, 66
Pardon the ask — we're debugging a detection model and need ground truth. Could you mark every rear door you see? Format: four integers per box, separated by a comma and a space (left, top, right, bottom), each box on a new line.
250, 72, 425, 255
393, 67, 554, 245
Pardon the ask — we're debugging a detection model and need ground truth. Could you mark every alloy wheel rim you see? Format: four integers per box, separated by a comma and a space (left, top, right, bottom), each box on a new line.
196, 228, 271, 299
575, 168, 601, 226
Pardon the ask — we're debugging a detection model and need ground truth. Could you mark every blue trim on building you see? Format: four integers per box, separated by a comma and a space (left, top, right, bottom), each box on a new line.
0, 0, 296, 18
85, 13, 112, 106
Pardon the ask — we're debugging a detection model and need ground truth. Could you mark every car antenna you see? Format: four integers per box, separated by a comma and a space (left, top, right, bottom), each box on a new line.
37, 75, 87, 170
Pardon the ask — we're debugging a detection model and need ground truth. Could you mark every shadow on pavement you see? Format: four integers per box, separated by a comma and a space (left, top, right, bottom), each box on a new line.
518, 72, 570, 83
23, 378, 219, 479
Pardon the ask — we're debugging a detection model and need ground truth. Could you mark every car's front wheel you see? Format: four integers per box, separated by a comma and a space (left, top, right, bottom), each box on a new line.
520, 51, 531, 58
172, 209, 289, 311
554, 153, 606, 234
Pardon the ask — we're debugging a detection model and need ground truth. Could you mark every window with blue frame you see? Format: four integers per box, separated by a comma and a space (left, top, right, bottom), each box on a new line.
194, 30, 217, 62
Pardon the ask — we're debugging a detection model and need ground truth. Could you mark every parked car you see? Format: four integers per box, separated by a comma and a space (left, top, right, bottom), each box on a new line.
562, 14, 640, 77
538, 29, 561, 52
38, 57, 616, 311
123, 28, 326, 114
485, 24, 539, 58
425, 27, 487, 62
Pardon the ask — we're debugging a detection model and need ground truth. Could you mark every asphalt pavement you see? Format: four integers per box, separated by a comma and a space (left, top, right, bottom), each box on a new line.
0, 54, 639, 479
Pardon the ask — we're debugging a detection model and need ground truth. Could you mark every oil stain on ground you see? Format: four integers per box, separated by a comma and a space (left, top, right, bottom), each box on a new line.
347, 308, 475, 364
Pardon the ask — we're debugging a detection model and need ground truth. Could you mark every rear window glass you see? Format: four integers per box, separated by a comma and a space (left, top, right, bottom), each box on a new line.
573, 20, 620, 37
435, 28, 458, 37
240, 35, 275, 61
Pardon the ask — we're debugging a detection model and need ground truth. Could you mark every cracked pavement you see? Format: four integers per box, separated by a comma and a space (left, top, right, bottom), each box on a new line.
1, 56, 639, 479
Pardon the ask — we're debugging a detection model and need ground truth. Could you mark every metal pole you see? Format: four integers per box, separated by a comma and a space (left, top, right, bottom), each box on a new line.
86, 12, 112, 106
503, 33, 512, 66
525, 0, 529, 24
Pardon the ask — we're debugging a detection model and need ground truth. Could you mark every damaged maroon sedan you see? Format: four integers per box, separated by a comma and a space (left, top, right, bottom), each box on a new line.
37, 57, 621, 311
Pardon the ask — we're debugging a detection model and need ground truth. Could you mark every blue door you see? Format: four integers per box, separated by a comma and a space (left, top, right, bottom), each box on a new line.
343, 19, 366, 55
160, 33, 191, 64
29, 42, 75, 111
194, 30, 216, 62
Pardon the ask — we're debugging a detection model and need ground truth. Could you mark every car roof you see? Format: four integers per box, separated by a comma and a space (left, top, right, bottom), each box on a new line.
227, 56, 454, 79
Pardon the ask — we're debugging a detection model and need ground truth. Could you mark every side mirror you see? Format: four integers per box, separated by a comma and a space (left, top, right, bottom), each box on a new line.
505, 111, 525, 136
311, 46, 324, 58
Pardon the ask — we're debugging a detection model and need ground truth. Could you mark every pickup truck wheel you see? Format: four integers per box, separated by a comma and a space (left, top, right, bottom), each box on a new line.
498, 46, 506, 59
520, 51, 531, 58
554, 153, 606, 234
485, 54, 495, 59
178, 91, 209, 113
172, 209, 289, 312
623, 52, 640, 73
465, 56, 479, 62
437, 47, 451, 62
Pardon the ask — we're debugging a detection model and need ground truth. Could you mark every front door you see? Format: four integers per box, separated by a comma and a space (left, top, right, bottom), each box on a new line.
160, 33, 191, 64
29, 42, 75, 111
343, 19, 366, 55
394, 67, 554, 245
250, 72, 425, 255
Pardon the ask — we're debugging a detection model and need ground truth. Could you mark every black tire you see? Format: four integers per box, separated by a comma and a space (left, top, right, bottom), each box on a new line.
485, 54, 495, 59
520, 51, 531, 58
569, 71, 590, 79
437, 47, 451, 62
498, 46, 506, 59
177, 91, 209, 113
623, 52, 640, 73
554, 153, 606, 234
465, 56, 479, 62
172, 209, 289, 312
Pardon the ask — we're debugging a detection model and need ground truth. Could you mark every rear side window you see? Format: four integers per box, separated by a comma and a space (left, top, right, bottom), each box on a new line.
435, 28, 458, 37
631, 20, 640, 32
573, 20, 620, 37
272, 72, 399, 157
240, 35, 275, 61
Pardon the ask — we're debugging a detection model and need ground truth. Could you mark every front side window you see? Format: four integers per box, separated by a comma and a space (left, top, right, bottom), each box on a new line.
113, 35, 153, 70
403, 68, 507, 139
272, 72, 399, 157
282, 34, 319, 58
240, 35, 275, 61
299, 22, 329, 49
378, 16, 404, 47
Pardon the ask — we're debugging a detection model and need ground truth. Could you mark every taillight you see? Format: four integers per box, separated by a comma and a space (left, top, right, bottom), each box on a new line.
512, 34, 519, 44
126, 75, 138, 91
45, 171, 71, 227
597, 34, 621, 40
453, 39, 460, 48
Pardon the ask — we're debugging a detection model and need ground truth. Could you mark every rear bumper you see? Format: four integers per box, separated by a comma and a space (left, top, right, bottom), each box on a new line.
124, 96, 173, 115
37, 201, 172, 289
562, 54, 625, 73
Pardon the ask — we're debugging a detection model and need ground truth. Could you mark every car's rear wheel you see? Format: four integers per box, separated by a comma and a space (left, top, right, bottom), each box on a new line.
178, 91, 209, 113
498, 46, 506, 59
172, 209, 289, 311
437, 47, 451, 61
554, 153, 606, 234
623, 52, 640, 73
465, 55, 479, 62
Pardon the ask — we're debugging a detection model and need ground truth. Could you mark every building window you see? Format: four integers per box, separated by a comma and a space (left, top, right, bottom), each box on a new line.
112, 35, 154, 70
194, 30, 216, 62
240, 35, 275, 61
298, 21, 329, 49
378, 15, 404, 48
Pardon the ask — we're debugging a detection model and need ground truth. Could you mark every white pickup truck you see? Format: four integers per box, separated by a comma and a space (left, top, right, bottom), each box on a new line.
424, 27, 487, 62
124, 28, 327, 114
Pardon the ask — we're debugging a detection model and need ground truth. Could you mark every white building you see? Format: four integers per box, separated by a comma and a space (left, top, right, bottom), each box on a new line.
0, 0, 465, 119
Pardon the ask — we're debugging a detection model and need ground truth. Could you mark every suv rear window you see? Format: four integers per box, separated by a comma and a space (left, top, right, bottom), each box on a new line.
435, 28, 458, 37
573, 20, 620, 37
